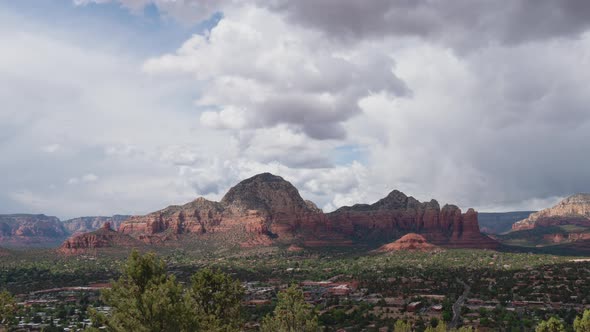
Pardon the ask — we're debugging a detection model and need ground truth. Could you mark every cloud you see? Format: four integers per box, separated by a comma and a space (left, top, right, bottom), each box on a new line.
143, 5, 408, 140
67, 173, 99, 185
5, 0, 590, 219
259, 1, 590, 51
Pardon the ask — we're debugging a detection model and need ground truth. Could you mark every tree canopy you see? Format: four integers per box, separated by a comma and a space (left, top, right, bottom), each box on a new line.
93, 250, 243, 332
536, 317, 566, 332
260, 284, 319, 332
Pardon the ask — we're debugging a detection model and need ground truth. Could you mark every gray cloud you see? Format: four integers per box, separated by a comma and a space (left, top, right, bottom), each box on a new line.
266, 0, 590, 50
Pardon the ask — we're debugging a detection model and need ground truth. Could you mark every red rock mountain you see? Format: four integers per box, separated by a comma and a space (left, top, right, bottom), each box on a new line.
0, 214, 68, 247
512, 194, 590, 231
59, 222, 143, 254
326, 190, 497, 248
61, 173, 497, 252
374, 233, 439, 252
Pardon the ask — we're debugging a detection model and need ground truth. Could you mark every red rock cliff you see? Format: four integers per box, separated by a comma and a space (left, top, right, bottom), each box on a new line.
80, 173, 497, 250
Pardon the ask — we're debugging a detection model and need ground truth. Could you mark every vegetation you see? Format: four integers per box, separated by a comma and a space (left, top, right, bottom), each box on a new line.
260, 284, 319, 332
536, 317, 566, 332
3, 247, 590, 331
0, 290, 16, 328
92, 250, 244, 331
575, 310, 590, 332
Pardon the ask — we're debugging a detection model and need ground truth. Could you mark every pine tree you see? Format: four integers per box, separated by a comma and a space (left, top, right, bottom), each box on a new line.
536, 317, 566, 332
184, 268, 244, 331
393, 320, 412, 332
575, 310, 590, 332
0, 290, 16, 329
260, 284, 319, 332
97, 251, 187, 332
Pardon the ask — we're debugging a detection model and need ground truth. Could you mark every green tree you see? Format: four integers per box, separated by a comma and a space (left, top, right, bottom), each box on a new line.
425, 321, 446, 332
0, 290, 16, 328
536, 317, 566, 332
96, 251, 188, 332
575, 310, 590, 332
394, 320, 412, 332
184, 268, 244, 331
260, 284, 319, 332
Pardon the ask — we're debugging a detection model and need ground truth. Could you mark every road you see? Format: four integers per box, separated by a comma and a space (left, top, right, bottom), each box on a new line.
450, 278, 471, 329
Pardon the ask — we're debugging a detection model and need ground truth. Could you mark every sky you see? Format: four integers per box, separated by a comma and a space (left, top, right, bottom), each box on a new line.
2, 0, 590, 219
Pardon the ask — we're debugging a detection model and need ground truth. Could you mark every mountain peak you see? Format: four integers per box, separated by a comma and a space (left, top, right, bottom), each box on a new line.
220, 173, 312, 215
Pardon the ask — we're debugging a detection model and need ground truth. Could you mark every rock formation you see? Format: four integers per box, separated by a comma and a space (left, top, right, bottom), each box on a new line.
512, 194, 590, 231
65, 172, 497, 251
326, 191, 498, 249
374, 233, 439, 252
63, 215, 130, 235
59, 222, 143, 254
0, 214, 68, 247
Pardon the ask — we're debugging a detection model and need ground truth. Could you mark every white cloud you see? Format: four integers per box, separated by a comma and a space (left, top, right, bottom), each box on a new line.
143, 5, 407, 140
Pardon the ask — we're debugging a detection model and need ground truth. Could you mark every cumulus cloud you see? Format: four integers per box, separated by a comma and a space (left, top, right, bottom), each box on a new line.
143, 5, 407, 140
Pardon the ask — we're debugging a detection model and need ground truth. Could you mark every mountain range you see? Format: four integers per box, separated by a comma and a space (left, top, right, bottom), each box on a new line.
60, 173, 498, 254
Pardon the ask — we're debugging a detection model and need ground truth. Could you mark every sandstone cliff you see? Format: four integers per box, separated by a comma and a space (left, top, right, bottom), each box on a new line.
68, 172, 496, 251
326, 191, 498, 249
512, 194, 590, 231
0, 214, 68, 247
63, 215, 130, 235
59, 222, 143, 254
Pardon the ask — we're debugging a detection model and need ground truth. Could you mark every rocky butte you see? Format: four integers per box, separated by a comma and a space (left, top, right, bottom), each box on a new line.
374, 233, 439, 252
59, 222, 143, 255
61, 173, 498, 253
512, 194, 590, 231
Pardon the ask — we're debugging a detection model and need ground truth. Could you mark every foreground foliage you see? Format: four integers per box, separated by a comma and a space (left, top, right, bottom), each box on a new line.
91, 250, 244, 331
0, 290, 16, 328
260, 284, 319, 332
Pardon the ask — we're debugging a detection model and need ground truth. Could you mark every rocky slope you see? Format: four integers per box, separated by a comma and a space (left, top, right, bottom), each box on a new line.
0, 214, 68, 247
63, 215, 130, 235
512, 194, 590, 231
374, 233, 439, 252
59, 222, 143, 254
115, 173, 497, 249
326, 190, 498, 248
118, 173, 325, 246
